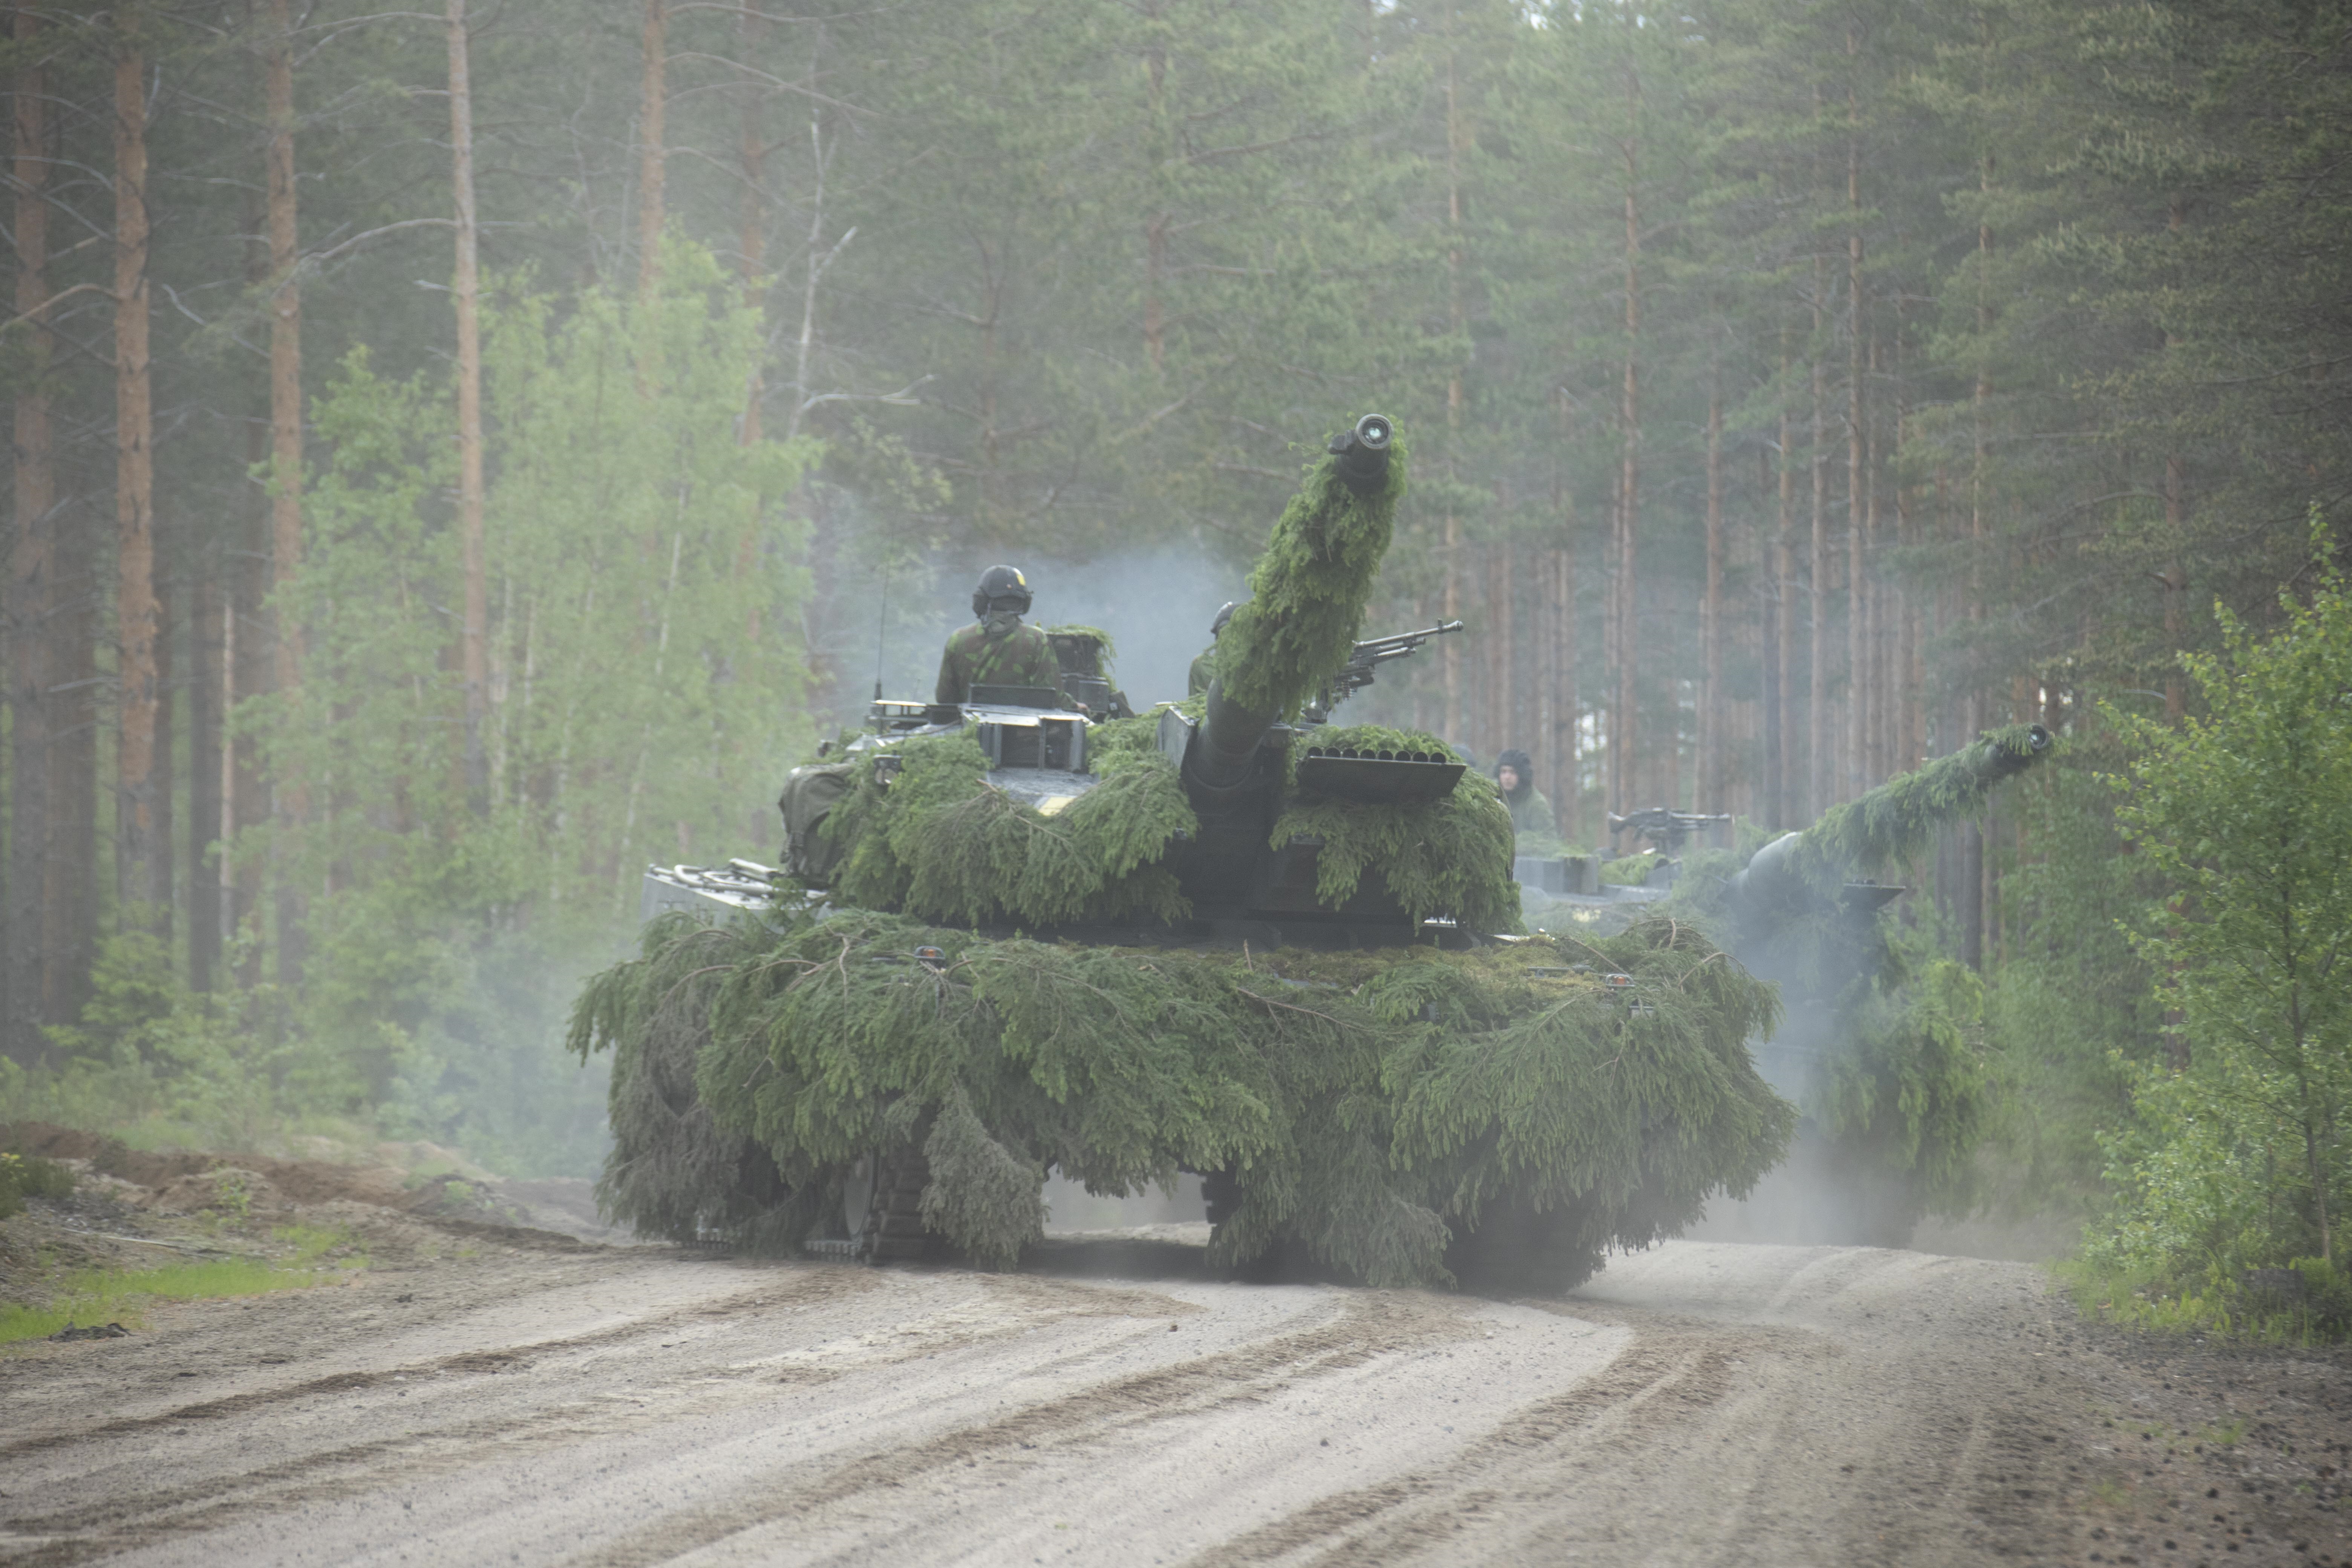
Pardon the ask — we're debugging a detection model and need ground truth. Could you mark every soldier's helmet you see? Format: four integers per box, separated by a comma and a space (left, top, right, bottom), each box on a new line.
972, 564, 1032, 619
1210, 600, 1240, 638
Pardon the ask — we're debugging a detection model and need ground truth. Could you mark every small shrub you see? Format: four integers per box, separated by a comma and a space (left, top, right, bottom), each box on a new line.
0, 1152, 76, 1220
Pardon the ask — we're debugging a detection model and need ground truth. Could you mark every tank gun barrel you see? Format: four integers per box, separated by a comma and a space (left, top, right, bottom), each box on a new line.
1183, 415, 1403, 805
1730, 723, 2052, 915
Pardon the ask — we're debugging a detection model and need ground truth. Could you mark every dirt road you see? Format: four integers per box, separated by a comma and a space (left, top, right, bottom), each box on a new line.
5, 1227, 2347, 1567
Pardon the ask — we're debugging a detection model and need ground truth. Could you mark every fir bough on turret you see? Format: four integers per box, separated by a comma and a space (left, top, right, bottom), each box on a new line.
568, 905, 1794, 1285
1272, 722, 1520, 929
821, 727, 1196, 927
1215, 429, 1407, 720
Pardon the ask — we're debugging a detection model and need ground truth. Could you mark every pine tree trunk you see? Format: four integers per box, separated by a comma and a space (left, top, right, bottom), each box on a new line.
266, 0, 301, 724
1867, 346, 1883, 784
1844, 101, 1866, 804
6, 4, 52, 1063
190, 547, 221, 989
1965, 153, 1993, 968
265, 0, 306, 971
1808, 255, 1828, 819
637, 0, 667, 297
1701, 334, 1723, 811
449, 0, 488, 810
1615, 74, 1641, 818
737, 2, 766, 442
1441, 31, 1464, 746
1143, 16, 1167, 372
232, 196, 270, 986
2163, 191, 2187, 723
2164, 453, 2187, 723
1893, 295, 1917, 776
50, 482, 97, 1023
1760, 444, 1782, 830
1775, 339, 1797, 828
115, 45, 162, 924
1553, 388, 1579, 842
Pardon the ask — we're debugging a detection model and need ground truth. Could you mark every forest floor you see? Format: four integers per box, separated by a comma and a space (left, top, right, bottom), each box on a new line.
0, 1137, 2346, 1567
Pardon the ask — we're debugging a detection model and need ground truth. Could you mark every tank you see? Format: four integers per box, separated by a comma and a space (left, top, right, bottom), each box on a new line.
571, 415, 1797, 1292
1668, 723, 2054, 1245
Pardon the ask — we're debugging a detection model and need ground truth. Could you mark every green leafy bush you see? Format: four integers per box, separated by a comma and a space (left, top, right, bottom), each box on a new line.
0, 1152, 75, 1220
2085, 522, 2352, 1316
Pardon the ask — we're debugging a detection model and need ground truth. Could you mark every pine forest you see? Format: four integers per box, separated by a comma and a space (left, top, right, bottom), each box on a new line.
2, 0, 2349, 1311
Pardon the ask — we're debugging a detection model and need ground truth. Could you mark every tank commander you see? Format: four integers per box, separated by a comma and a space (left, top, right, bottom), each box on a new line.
936, 564, 1079, 708
1495, 748, 1559, 845
1187, 600, 1241, 697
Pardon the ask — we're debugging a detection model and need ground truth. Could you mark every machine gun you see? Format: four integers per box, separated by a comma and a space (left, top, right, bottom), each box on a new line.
1305, 619, 1465, 721
1607, 807, 1732, 854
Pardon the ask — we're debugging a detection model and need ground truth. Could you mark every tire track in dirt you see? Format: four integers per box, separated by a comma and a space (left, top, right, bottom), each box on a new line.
565, 1290, 1485, 1568
3, 1270, 1202, 1562
0, 1238, 2129, 1568
1191, 1246, 2097, 1568
1180, 1319, 1762, 1567
1, 1269, 875, 1461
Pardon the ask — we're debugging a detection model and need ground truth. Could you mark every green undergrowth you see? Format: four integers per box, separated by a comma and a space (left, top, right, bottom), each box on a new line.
569, 904, 1795, 1286
0, 1226, 363, 1346
1214, 435, 1407, 720
0, 1153, 77, 1219
2052, 1254, 2352, 1346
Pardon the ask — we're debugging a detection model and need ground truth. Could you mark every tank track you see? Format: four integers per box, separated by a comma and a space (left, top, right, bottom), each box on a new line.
804, 1147, 933, 1263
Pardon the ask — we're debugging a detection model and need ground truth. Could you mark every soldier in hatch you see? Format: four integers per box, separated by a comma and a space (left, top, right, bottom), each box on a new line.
1494, 748, 1558, 844
936, 564, 1073, 707
1187, 600, 1241, 697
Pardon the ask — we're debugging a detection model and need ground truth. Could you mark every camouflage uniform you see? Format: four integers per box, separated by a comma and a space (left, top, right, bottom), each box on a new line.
1186, 642, 1219, 697
935, 614, 1069, 705
1504, 787, 1555, 838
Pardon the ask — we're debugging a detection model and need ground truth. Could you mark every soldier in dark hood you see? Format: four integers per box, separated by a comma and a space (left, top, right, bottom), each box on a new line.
1494, 748, 1555, 840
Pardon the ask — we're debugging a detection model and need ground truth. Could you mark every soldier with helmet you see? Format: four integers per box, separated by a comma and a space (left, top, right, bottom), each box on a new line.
936, 564, 1075, 707
1187, 600, 1242, 697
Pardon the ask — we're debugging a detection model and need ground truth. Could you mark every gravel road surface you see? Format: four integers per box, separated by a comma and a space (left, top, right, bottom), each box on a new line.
4, 1229, 2345, 1567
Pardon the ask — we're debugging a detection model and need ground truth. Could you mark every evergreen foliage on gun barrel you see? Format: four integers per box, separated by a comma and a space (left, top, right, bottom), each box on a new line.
1213, 422, 1406, 720
568, 906, 1793, 1285
1778, 723, 2052, 894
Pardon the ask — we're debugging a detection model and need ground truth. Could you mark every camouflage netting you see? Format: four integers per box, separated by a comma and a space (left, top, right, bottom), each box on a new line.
570, 905, 1795, 1288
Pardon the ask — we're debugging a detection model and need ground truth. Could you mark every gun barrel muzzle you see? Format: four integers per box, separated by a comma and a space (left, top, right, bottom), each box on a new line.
1329, 413, 1395, 493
